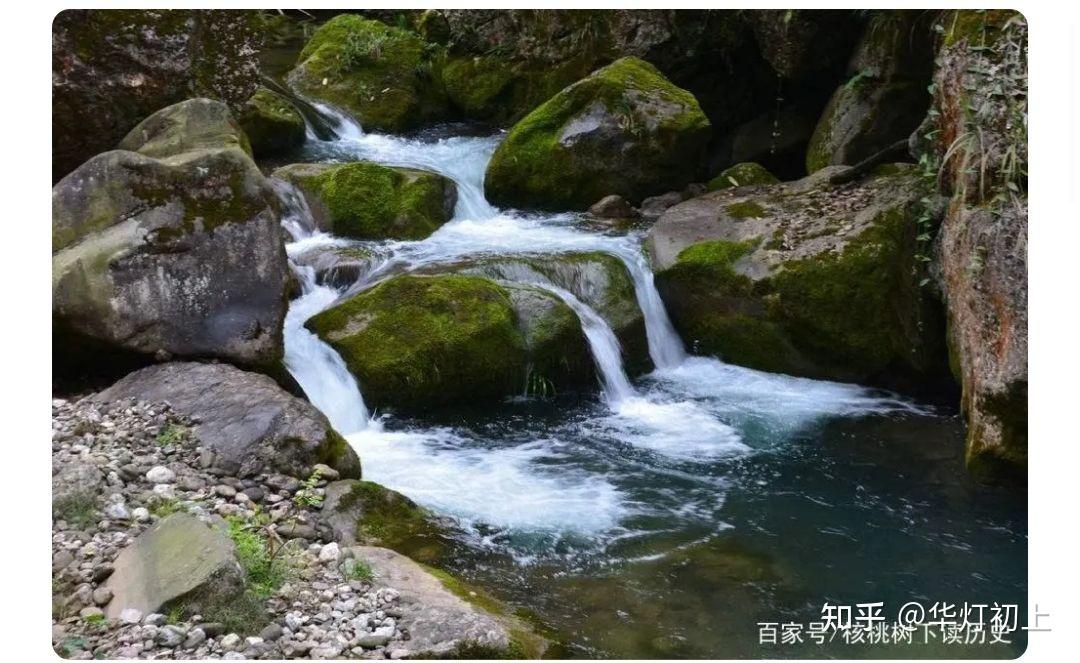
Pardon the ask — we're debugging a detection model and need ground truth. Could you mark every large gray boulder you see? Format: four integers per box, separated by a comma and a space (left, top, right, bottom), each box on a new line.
103, 513, 243, 619
94, 362, 361, 479
52, 99, 289, 379
52, 10, 261, 182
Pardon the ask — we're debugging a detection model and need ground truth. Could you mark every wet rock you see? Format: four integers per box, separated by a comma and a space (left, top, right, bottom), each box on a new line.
589, 195, 638, 220
238, 87, 306, 158
273, 162, 456, 240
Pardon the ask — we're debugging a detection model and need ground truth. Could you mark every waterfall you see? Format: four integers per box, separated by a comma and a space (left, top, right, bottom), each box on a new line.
543, 285, 636, 404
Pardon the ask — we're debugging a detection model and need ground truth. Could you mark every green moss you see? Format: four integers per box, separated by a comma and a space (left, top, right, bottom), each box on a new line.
337, 480, 446, 563
442, 56, 516, 119
288, 14, 449, 131
238, 87, 305, 157
725, 200, 766, 219
940, 10, 1019, 48
314, 428, 362, 479
294, 162, 453, 240
485, 56, 710, 210
707, 162, 779, 191
306, 274, 526, 409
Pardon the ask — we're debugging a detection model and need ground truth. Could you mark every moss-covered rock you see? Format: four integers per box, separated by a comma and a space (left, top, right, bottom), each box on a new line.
648, 168, 948, 388
806, 11, 934, 172
52, 100, 289, 378
238, 87, 306, 158
118, 97, 253, 159
503, 285, 596, 397
286, 14, 450, 132
454, 252, 651, 376
306, 274, 526, 410
52, 9, 262, 182
484, 57, 711, 211
272, 161, 456, 240
707, 162, 779, 191
323, 480, 450, 564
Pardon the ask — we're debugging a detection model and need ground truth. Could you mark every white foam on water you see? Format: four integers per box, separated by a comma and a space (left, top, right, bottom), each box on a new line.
346, 427, 628, 535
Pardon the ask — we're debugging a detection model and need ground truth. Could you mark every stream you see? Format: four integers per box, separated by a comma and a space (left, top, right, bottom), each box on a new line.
276, 107, 1026, 658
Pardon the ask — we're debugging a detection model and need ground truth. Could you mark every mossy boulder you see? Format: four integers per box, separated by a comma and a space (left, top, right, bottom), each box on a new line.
52, 100, 289, 378
273, 162, 456, 240
323, 480, 451, 564
103, 513, 244, 619
503, 285, 596, 396
455, 252, 650, 376
237, 87, 306, 158
806, 11, 934, 172
484, 57, 711, 211
286, 14, 450, 132
648, 168, 948, 389
306, 274, 527, 410
52, 9, 261, 181
117, 97, 253, 159
707, 162, 779, 191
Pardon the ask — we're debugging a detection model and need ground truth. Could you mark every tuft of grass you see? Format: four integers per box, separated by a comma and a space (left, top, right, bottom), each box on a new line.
343, 558, 375, 583
55, 495, 99, 528
226, 515, 290, 598
154, 423, 188, 447
292, 469, 324, 508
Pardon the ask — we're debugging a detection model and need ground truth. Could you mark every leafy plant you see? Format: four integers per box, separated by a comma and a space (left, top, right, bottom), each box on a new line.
293, 469, 325, 508
343, 558, 375, 583
226, 513, 289, 598
524, 370, 556, 400
155, 423, 188, 447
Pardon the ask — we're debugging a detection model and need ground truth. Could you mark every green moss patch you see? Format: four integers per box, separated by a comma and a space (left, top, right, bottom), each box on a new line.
707, 162, 779, 191
306, 274, 526, 409
238, 87, 305, 157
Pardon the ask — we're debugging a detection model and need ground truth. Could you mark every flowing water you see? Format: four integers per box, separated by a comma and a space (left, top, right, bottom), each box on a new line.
275, 106, 1026, 658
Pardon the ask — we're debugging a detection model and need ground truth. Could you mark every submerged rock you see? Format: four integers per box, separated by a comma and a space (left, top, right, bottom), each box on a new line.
484, 57, 711, 211
238, 87, 306, 158
103, 513, 243, 619
286, 14, 450, 132
924, 11, 1028, 472
306, 274, 527, 410
94, 362, 361, 479
648, 167, 948, 388
806, 11, 934, 172
52, 100, 288, 379
273, 162, 457, 240
52, 9, 261, 182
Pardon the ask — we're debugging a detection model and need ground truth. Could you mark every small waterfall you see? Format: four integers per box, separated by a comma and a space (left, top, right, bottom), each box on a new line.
545, 285, 636, 405
606, 245, 687, 370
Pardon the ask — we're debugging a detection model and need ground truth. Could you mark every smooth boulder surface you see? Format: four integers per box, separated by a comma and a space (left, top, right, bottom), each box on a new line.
485, 57, 711, 211
648, 167, 947, 388
238, 87, 307, 158
349, 546, 527, 658
273, 162, 457, 240
94, 362, 361, 479
925, 11, 1028, 471
103, 513, 243, 619
806, 11, 934, 172
306, 274, 526, 410
52, 100, 288, 377
52, 9, 261, 182
286, 14, 449, 132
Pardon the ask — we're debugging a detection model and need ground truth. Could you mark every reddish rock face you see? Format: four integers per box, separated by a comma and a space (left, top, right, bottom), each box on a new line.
925, 11, 1028, 472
